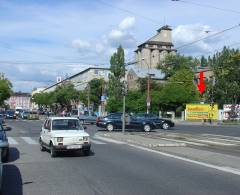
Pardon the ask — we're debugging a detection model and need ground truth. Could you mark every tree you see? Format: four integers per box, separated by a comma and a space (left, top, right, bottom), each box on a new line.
54, 83, 79, 111
87, 78, 106, 110
158, 69, 199, 111
209, 47, 240, 107
107, 46, 125, 112
0, 77, 12, 106
137, 77, 162, 94
125, 90, 146, 113
158, 53, 199, 78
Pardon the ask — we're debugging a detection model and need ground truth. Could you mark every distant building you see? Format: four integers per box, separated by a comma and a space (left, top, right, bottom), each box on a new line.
43, 67, 110, 93
126, 66, 165, 90
194, 67, 214, 83
6, 92, 31, 110
135, 25, 177, 69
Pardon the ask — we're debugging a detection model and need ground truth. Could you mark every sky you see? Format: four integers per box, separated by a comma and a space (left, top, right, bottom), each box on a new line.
0, 0, 240, 92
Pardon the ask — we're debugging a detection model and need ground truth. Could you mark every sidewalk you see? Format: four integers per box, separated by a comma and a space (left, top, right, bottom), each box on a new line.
95, 131, 240, 172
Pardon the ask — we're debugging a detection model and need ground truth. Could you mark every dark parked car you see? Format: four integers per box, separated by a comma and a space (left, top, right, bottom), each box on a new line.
134, 113, 175, 130
96, 113, 156, 132
5, 110, 17, 119
0, 124, 11, 162
79, 113, 97, 124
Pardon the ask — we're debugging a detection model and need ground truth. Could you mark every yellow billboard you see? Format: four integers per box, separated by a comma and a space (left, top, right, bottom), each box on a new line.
186, 104, 218, 120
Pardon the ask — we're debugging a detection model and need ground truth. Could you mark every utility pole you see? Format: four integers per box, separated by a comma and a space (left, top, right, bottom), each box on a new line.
147, 74, 150, 114
87, 84, 90, 116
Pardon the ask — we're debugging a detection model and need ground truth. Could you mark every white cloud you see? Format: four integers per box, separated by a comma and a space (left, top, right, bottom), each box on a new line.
71, 39, 91, 51
109, 29, 124, 39
173, 24, 222, 55
119, 17, 135, 30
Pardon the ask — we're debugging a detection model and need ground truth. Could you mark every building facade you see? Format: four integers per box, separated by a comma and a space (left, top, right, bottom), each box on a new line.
135, 25, 176, 69
126, 66, 166, 90
6, 92, 31, 110
43, 67, 110, 93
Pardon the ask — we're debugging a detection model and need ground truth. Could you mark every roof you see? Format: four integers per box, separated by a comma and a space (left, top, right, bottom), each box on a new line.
157, 25, 172, 32
136, 25, 175, 49
137, 41, 174, 48
43, 66, 110, 91
127, 65, 165, 80
12, 92, 31, 97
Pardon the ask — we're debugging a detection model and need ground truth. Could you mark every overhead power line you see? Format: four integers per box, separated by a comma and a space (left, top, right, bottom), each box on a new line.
171, 0, 240, 15
95, 0, 164, 25
195, 42, 240, 59
176, 23, 240, 50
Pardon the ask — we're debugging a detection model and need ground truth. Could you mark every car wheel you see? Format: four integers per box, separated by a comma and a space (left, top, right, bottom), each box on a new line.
162, 123, 170, 130
1, 148, 9, 163
143, 124, 151, 132
50, 144, 57, 158
39, 139, 46, 152
106, 123, 114, 131
83, 149, 90, 156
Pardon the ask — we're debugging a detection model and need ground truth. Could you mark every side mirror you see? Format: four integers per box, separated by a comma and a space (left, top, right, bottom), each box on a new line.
83, 126, 87, 130
4, 126, 12, 131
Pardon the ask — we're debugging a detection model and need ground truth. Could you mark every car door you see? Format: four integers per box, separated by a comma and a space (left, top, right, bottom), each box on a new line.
41, 120, 48, 144
41, 119, 51, 145
44, 119, 52, 145
127, 116, 139, 130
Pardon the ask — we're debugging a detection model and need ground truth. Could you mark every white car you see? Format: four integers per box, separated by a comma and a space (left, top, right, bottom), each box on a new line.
39, 117, 91, 157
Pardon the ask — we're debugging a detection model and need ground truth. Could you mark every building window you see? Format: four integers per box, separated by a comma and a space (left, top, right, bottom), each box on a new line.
94, 70, 99, 75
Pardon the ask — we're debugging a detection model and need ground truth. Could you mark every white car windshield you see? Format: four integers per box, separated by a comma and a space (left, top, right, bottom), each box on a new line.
52, 119, 84, 130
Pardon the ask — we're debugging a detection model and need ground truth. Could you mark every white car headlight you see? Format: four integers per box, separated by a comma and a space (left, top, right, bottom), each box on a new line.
83, 136, 89, 141
56, 137, 63, 142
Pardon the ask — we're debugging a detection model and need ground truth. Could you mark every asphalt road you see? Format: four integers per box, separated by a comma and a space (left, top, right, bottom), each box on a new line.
171, 124, 240, 136
2, 119, 240, 195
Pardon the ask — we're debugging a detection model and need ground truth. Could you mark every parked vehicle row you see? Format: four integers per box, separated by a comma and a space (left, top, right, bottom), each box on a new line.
96, 113, 174, 132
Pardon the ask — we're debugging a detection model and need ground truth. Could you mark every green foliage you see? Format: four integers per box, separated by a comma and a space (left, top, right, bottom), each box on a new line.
54, 83, 79, 110
88, 78, 106, 108
105, 96, 122, 113
0, 77, 12, 106
158, 53, 199, 78
209, 47, 240, 106
126, 90, 146, 112
137, 77, 162, 94
107, 46, 125, 111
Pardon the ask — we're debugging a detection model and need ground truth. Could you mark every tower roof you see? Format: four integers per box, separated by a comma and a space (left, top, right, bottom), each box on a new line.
157, 25, 172, 33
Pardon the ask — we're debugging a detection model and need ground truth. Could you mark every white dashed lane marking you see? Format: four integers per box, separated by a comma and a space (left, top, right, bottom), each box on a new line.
21, 137, 38, 145
8, 137, 19, 145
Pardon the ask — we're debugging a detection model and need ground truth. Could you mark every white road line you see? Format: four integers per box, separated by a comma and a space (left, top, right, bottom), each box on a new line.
128, 144, 240, 176
207, 137, 240, 144
93, 135, 125, 144
21, 137, 38, 145
159, 137, 207, 146
190, 138, 236, 146
202, 134, 240, 140
8, 137, 19, 145
90, 139, 106, 145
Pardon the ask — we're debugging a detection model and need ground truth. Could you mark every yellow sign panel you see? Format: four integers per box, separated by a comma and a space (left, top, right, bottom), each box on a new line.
186, 104, 218, 120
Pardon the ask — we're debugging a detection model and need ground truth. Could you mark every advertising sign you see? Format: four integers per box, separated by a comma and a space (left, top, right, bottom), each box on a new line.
186, 104, 218, 120
223, 104, 240, 120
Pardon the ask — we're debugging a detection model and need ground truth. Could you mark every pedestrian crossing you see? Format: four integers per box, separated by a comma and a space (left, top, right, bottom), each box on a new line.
7, 137, 107, 145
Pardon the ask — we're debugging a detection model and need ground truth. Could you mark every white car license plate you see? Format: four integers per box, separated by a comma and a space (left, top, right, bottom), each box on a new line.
67, 145, 82, 149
